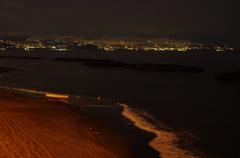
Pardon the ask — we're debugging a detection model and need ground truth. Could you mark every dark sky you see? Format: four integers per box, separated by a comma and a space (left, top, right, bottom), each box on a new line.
0, 0, 239, 40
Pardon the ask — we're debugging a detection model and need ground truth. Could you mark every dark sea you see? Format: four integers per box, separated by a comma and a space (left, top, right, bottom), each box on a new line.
0, 49, 240, 158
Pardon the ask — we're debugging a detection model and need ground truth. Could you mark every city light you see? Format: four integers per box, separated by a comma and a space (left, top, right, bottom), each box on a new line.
0, 38, 235, 53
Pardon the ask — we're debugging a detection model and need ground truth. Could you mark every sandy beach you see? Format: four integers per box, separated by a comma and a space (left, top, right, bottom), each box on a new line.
0, 89, 132, 158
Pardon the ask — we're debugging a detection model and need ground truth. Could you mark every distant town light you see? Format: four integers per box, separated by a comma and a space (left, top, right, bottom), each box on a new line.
0, 38, 236, 54
0, 48, 6, 51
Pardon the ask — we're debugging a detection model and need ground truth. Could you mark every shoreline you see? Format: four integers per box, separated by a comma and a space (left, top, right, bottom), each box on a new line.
0, 86, 200, 158
0, 88, 133, 158
0, 66, 200, 158
0, 87, 159, 158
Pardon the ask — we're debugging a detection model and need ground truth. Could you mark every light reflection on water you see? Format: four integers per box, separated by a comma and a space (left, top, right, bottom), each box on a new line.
0, 86, 70, 103
45, 93, 70, 103
0, 86, 118, 108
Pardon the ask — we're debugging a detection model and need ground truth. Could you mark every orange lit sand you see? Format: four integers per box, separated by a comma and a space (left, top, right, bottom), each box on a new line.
0, 90, 131, 158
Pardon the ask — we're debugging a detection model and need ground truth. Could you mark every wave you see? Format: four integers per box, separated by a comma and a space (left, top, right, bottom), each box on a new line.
119, 103, 198, 158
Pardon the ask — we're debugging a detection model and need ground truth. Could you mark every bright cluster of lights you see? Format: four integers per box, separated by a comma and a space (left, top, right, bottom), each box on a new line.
0, 38, 236, 53
90, 39, 235, 53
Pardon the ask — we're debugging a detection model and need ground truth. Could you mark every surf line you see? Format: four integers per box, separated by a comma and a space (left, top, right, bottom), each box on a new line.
118, 103, 198, 158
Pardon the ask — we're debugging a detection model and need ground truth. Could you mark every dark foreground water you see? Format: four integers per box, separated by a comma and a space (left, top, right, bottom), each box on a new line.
0, 50, 240, 158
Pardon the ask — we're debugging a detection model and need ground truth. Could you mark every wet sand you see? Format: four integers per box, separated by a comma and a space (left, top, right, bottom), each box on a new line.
0, 89, 132, 158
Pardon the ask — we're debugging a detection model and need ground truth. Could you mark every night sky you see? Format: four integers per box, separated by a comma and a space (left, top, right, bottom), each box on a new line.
0, 0, 239, 41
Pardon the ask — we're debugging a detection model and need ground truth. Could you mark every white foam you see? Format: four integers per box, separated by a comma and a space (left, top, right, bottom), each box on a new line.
119, 103, 199, 158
